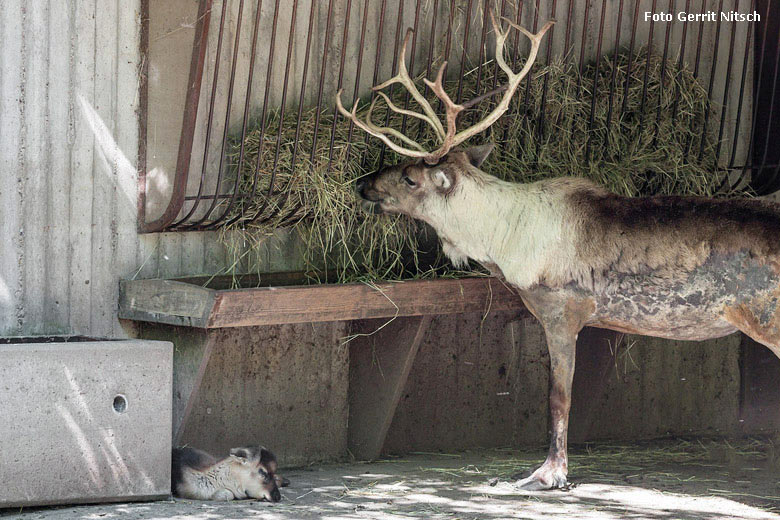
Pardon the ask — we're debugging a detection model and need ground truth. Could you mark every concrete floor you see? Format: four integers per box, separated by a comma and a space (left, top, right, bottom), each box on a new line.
6, 438, 780, 520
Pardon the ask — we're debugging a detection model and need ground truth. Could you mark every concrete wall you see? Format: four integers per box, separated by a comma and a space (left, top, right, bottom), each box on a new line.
0, 0, 142, 337
136, 310, 759, 465
385, 313, 550, 452
178, 324, 350, 467
0, 0, 306, 338
384, 313, 745, 455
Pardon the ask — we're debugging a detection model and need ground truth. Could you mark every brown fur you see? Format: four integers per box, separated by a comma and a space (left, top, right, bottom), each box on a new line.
172, 446, 286, 502
567, 180, 780, 286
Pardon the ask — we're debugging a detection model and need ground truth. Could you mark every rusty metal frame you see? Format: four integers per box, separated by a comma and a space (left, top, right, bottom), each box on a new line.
140, 0, 214, 233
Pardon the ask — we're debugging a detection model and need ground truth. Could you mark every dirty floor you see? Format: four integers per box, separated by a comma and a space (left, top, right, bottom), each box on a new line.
6, 438, 780, 520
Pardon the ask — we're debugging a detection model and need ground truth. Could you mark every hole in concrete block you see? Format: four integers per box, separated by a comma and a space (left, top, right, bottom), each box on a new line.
113, 394, 128, 414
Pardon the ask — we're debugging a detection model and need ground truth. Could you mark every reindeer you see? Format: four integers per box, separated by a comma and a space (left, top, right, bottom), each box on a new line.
336, 10, 780, 490
171, 445, 288, 501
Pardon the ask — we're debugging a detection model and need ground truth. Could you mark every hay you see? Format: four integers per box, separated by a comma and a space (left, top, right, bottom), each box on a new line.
419, 437, 779, 496
222, 48, 746, 283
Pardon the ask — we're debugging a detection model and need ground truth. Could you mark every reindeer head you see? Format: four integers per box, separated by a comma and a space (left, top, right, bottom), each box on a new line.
355, 144, 494, 217
337, 8, 553, 219
229, 446, 283, 502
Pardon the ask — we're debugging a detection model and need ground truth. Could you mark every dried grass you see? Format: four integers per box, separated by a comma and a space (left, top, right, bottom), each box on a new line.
221, 49, 747, 283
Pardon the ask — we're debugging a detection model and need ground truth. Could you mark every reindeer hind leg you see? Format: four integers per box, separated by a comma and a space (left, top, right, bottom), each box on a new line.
723, 298, 780, 358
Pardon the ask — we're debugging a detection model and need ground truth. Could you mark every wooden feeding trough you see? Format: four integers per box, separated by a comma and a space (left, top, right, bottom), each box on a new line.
119, 275, 527, 461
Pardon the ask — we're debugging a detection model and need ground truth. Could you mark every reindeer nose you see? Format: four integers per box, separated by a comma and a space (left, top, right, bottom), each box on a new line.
270, 487, 282, 502
355, 178, 366, 196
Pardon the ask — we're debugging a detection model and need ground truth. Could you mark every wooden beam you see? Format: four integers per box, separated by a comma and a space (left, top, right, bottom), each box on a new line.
120, 277, 525, 328
348, 315, 433, 460
119, 279, 215, 327
173, 334, 217, 446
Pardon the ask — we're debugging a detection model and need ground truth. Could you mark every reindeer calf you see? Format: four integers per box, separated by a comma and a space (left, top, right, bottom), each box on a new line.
172, 446, 287, 501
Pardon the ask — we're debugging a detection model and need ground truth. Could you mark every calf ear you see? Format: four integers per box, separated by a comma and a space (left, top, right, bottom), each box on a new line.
465, 143, 494, 167
430, 169, 455, 193
259, 447, 277, 465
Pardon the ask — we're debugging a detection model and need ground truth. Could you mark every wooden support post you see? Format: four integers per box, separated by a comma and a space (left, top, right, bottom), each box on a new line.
136, 324, 216, 445
173, 334, 216, 445
348, 315, 433, 460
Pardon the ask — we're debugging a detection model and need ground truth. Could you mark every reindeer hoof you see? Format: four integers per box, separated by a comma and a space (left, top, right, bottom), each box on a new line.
515, 464, 569, 491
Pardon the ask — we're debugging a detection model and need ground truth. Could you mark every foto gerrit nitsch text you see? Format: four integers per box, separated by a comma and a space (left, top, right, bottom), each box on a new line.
645, 11, 760, 22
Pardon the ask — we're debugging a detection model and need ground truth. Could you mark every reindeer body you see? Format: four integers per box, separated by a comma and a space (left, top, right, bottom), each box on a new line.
171, 446, 284, 502
357, 150, 780, 489
426, 172, 780, 345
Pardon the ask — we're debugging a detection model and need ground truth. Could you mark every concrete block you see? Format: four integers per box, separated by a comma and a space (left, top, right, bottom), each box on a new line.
0, 338, 173, 508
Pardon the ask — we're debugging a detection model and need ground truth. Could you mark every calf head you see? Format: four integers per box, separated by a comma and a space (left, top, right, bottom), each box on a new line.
229, 446, 282, 502
356, 144, 493, 219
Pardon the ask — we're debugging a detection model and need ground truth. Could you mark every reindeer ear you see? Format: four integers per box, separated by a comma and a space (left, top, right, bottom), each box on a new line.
465, 143, 494, 167
431, 169, 454, 193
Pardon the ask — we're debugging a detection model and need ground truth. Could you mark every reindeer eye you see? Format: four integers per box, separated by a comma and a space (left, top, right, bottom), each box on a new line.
402, 175, 417, 188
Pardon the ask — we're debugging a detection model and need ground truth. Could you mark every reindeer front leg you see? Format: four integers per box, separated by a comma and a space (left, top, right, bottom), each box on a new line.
517, 328, 576, 490
516, 290, 593, 490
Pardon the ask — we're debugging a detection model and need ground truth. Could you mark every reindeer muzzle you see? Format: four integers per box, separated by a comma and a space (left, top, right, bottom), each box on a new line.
360, 199, 384, 215
355, 177, 368, 197
356, 176, 385, 214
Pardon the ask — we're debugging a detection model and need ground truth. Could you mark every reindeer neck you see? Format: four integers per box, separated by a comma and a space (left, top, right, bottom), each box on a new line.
424, 174, 566, 289
426, 175, 534, 261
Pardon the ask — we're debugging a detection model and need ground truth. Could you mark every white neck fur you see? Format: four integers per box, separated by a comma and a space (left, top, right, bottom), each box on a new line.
419, 170, 568, 289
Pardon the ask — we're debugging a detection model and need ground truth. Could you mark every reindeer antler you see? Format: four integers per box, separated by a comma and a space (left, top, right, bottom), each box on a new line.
335, 8, 554, 165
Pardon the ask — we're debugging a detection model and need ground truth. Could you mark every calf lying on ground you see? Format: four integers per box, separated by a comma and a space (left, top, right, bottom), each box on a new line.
172, 446, 288, 501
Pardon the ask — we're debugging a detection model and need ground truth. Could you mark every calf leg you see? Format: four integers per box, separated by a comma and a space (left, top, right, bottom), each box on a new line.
517, 329, 577, 490
212, 489, 235, 501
